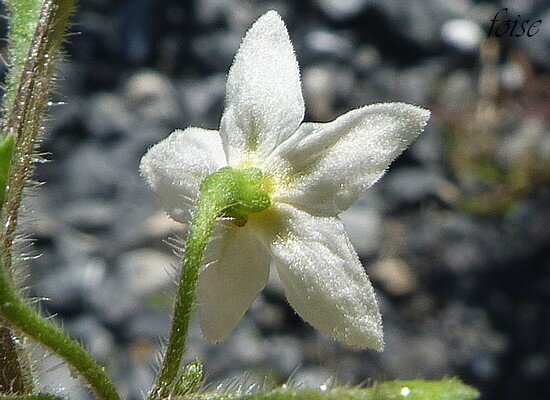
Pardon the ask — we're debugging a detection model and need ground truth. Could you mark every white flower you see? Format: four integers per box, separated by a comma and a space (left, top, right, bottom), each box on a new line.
140, 11, 430, 350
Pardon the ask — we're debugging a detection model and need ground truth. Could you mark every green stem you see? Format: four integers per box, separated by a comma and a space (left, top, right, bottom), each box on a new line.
149, 167, 271, 400
0, 261, 120, 400
149, 189, 222, 400
1, 0, 54, 393
0, 394, 62, 400
2, 0, 43, 125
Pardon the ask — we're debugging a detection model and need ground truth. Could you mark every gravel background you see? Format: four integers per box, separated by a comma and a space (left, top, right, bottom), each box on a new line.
3, 1, 549, 399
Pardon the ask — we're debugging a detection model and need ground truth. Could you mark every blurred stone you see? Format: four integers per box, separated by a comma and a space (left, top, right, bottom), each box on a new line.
442, 240, 485, 273
498, 117, 548, 166
404, 210, 511, 273
313, 0, 369, 21
193, 0, 287, 29
124, 70, 179, 122
191, 31, 242, 71
339, 204, 383, 257
500, 61, 526, 91
70, 10, 118, 61
90, 276, 141, 325
250, 295, 287, 333
264, 335, 304, 376
91, 252, 175, 327
65, 314, 115, 363
40, 258, 106, 314
121, 350, 156, 400
302, 64, 356, 121
518, 9, 550, 69
396, 60, 447, 104
381, 167, 452, 205
85, 92, 132, 141
438, 70, 476, 118
370, 258, 417, 296
303, 30, 354, 62
374, 0, 472, 49
61, 200, 118, 235
352, 45, 381, 73
62, 143, 121, 199
382, 327, 451, 378
122, 309, 171, 341
441, 19, 484, 52
471, 352, 500, 381
117, 248, 176, 297
204, 319, 264, 379
179, 74, 226, 126
35, 350, 88, 398
442, 303, 508, 368
409, 127, 445, 165
145, 211, 186, 238
118, 0, 153, 64
523, 353, 550, 380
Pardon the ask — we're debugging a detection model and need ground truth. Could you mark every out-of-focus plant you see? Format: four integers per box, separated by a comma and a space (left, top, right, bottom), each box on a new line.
438, 39, 550, 216
0, 3, 479, 400
0, 1, 120, 399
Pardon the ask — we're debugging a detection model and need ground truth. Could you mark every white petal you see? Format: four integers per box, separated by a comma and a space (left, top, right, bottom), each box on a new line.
140, 127, 227, 223
197, 222, 270, 344
268, 103, 430, 216
250, 203, 383, 349
220, 10, 304, 166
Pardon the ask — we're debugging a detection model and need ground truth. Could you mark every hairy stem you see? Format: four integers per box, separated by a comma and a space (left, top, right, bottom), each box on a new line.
0, 394, 62, 400
0, 324, 33, 394
2, 0, 43, 121
1, 0, 71, 393
149, 167, 271, 400
0, 259, 121, 400
149, 191, 222, 399
2, 0, 75, 270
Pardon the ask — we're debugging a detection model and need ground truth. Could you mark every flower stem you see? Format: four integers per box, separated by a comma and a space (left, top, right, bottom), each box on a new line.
149, 167, 271, 400
0, 261, 120, 400
149, 190, 222, 400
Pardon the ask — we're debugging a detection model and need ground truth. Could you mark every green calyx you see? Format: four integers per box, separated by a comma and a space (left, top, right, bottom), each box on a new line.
200, 167, 271, 225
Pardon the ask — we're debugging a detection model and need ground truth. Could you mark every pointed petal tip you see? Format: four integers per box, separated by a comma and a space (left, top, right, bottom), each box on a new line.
340, 317, 385, 351
254, 10, 285, 28
368, 101, 431, 142
396, 102, 431, 127
241, 10, 293, 57
383, 101, 430, 121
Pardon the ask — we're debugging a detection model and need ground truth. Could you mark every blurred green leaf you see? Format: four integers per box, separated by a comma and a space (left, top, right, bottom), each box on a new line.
184, 378, 479, 400
366, 379, 480, 400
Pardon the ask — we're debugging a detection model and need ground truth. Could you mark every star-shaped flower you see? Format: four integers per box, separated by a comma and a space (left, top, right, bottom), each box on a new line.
140, 11, 429, 350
